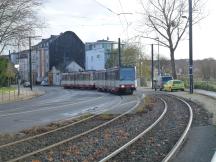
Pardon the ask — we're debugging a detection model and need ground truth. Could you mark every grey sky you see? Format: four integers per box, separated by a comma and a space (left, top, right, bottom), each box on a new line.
40, 0, 216, 60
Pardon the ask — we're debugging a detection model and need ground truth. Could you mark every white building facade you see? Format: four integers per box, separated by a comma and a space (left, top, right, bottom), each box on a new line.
85, 40, 116, 70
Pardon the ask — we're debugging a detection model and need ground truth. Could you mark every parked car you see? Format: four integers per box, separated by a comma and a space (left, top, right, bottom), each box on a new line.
156, 75, 173, 90
23, 81, 30, 87
40, 80, 48, 86
163, 80, 185, 92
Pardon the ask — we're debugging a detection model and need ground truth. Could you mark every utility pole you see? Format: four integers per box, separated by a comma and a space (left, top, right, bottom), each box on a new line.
29, 37, 32, 90
157, 38, 160, 75
189, 0, 193, 94
17, 41, 20, 96
151, 44, 154, 89
118, 38, 121, 67
28, 36, 41, 91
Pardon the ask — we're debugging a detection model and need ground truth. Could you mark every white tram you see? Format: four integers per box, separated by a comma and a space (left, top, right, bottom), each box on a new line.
61, 67, 136, 94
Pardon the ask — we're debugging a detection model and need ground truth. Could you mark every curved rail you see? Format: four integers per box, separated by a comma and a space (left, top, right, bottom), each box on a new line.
162, 96, 193, 162
0, 95, 125, 148
6, 96, 140, 162
99, 95, 193, 162
99, 97, 167, 162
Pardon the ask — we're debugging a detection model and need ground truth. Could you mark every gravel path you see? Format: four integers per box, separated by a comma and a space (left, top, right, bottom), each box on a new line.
22, 97, 164, 162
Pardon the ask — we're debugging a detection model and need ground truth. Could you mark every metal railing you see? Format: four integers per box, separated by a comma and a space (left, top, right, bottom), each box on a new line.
0, 87, 42, 104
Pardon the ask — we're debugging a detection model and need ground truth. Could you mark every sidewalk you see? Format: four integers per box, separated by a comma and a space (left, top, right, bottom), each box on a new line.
0, 87, 45, 104
194, 89, 216, 99
167, 89, 216, 162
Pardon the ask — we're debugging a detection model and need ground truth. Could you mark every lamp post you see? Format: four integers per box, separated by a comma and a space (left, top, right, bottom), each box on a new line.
15, 65, 21, 96
155, 37, 160, 75
189, 0, 193, 94
27, 36, 41, 91
118, 38, 121, 67
151, 44, 154, 89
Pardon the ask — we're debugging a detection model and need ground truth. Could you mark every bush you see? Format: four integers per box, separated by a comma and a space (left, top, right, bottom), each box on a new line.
194, 81, 216, 92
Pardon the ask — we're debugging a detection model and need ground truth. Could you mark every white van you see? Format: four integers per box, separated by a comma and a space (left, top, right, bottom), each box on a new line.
156, 75, 173, 90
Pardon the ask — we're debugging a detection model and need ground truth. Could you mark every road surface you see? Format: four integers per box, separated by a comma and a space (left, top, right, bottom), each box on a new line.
0, 87, 139, 133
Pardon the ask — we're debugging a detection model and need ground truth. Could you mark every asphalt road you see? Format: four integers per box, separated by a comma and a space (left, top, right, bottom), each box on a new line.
0, 87, 140, 133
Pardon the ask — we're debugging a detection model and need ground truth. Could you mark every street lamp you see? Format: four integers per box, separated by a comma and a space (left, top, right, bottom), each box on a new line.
28, 36, 41, 90
151, 44, 154, 89
15, 64, 21, 96
155, 37, 160, 75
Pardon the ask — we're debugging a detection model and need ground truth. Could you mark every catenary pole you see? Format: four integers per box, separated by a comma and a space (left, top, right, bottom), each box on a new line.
27, 36, 41, 91
29, 37, 32, 90
189, 0, 193, 94
118, 38, 121, 67
151, 44, 154, 89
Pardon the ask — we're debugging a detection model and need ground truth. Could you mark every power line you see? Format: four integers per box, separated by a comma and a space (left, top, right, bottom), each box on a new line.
91, 0, 127, 37
92, 0, 117, 15
118, 0, 132, 40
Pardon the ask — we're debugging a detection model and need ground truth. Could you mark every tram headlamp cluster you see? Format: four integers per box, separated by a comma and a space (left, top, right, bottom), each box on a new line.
120, 85, 125, 88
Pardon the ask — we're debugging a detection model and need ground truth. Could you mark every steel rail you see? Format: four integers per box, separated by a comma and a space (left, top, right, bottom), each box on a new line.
0, 96, 124, 148
99, 97, 167, 162
162, 96, 193, 162
6, 97, 140, 162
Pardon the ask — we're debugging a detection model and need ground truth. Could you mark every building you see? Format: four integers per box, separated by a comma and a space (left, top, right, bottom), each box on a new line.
13, 31, 85, 85
85, 40, 116, 70
49, 31, 85, 72
32, 35, 58, 83
18, 50, 29, 81
10, 52, 19, 65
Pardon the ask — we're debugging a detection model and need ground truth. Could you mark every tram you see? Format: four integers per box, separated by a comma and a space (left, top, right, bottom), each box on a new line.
61, 66, 136, 94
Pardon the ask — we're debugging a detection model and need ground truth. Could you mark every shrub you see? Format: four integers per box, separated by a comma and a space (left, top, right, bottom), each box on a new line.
194, 81, 216, 92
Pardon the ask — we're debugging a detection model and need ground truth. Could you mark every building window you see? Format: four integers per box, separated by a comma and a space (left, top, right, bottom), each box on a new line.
91, 56, 93, 62
89, 45, 92, 50
97, 55, 100, 59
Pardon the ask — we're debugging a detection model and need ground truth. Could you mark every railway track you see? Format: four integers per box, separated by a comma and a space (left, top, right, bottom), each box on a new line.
102, 94, 193, 162
0, 94, 193, 162
0, 95, 139, 162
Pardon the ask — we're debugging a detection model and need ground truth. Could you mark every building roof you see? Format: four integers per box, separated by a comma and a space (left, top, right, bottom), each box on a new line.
54, 31, 84, 45
32, 35, 59, 50
86, 39, 116, 45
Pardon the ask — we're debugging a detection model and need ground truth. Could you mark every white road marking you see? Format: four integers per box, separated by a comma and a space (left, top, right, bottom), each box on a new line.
211, 152, 216, 162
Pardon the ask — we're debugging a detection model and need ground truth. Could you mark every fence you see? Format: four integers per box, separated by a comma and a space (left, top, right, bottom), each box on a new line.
0, 87, 43, 104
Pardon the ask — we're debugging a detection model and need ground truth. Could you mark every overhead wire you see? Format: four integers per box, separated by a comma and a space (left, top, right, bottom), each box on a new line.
91, 0, 127, 38
118, 0, 129, 27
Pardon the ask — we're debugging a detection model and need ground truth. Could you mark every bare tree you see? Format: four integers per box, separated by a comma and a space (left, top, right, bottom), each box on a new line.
0, 0, 44, 54
138, 0, 205, 78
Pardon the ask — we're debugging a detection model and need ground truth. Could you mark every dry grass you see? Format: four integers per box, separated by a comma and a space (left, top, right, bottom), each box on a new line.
0, 133, 16, 144
97, 113, 115, 120
20, 113, 93, 136
136, 96, 156, 113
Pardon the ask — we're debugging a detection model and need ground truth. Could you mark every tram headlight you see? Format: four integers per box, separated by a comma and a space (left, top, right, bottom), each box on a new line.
120, 85, 125, 88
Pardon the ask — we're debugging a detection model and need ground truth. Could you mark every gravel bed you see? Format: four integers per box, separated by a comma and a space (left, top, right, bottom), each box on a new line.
110, 94, 190, 162
0, 115, 92, 146
23, 96, 165, 162
184, 99, 213, 127
0, 115, 115, 162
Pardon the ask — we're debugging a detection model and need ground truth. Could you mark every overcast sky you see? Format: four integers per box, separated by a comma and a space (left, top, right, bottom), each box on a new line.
40, 0, 216, 60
